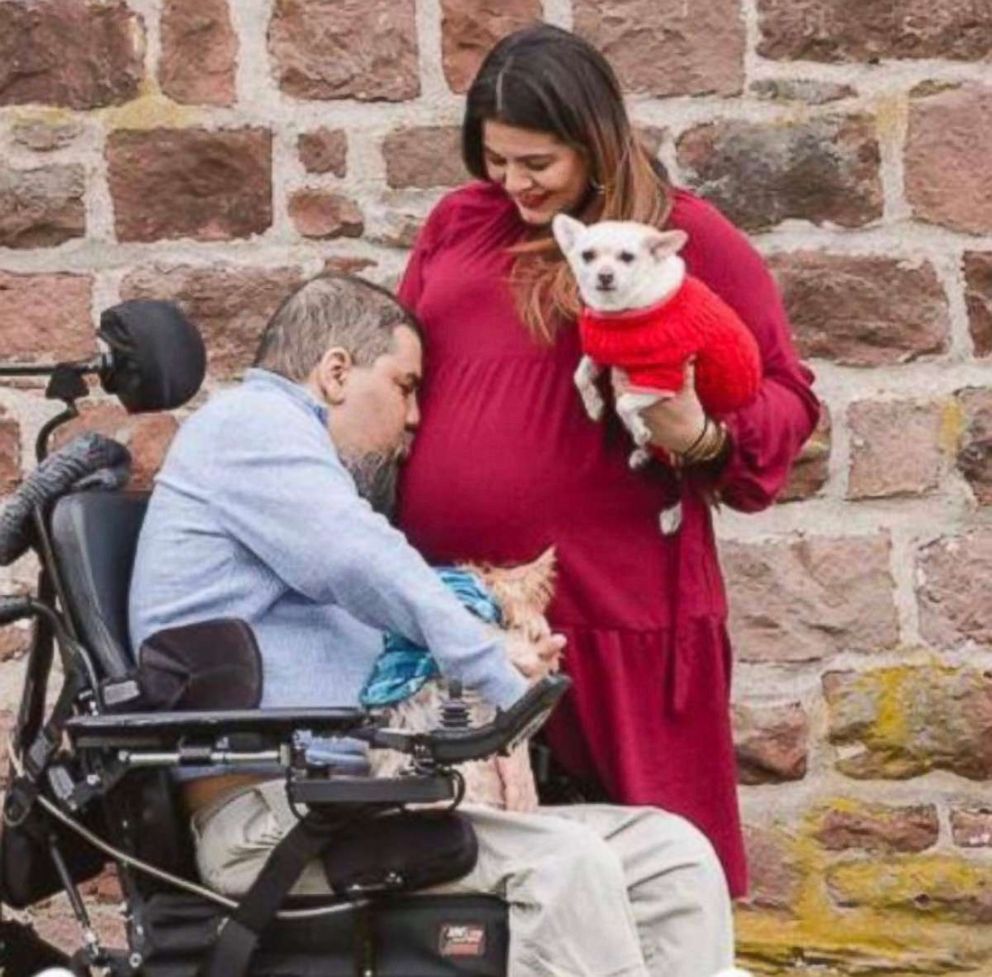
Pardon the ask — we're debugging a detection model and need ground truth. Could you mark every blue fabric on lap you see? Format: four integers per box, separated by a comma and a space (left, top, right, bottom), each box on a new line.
361, 567, 502, 707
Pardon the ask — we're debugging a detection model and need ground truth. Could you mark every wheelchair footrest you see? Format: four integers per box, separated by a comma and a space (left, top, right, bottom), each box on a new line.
133, 891, 509, 977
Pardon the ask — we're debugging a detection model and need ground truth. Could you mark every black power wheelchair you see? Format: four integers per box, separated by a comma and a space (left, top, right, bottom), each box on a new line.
0, 301, 570, 977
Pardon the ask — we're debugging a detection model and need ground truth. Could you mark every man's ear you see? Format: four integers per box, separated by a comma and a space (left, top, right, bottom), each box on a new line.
313, 346, 352, 405
644, 229, 688, 262
552, 213, 585, 255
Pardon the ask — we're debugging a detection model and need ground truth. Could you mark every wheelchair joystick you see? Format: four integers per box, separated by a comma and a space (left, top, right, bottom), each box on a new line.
440, 680, 471, 730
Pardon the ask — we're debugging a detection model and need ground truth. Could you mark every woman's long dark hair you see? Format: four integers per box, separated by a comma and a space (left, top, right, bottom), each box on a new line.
463, 24, 672, 342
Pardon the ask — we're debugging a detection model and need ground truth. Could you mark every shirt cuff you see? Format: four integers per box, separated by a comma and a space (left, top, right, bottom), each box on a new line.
464, 641, 529, 709
472, 646, 529, 710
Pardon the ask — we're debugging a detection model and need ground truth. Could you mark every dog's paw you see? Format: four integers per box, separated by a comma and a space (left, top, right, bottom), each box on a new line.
659, 502, 683, 535
574, 357, 606, 421
631, 418, 653, 447
580, 389, 605, 421
628, 448, 651, 469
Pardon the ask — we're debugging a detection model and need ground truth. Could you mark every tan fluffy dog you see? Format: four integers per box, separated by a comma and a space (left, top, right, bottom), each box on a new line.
369, 549, 558, 812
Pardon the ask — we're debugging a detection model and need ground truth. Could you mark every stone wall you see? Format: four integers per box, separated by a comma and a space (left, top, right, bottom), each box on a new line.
1, 1, 991, 973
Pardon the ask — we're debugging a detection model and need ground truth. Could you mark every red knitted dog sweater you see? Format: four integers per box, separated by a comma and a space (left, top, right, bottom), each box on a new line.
578, 275, 762, 416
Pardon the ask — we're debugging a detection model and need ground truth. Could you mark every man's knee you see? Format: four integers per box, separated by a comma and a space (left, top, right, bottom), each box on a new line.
627, 811, 735, 970
667, 813, 722, 869
635, 809, 729, 899
535, 818, 627, 892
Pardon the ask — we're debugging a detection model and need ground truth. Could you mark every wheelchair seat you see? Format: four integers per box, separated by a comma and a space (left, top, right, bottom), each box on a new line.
39, 489, 512, 977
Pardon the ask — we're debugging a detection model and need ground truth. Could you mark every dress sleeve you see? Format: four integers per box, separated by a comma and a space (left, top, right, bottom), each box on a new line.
678, 196, 821, 512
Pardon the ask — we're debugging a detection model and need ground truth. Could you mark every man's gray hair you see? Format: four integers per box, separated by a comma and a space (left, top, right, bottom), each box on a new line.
253, 274, 420, 381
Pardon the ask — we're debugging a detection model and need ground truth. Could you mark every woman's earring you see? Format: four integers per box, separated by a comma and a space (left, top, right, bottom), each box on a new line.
590, 179, 605, 194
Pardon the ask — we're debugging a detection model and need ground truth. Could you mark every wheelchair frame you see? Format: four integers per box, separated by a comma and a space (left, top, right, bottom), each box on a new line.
0, 308, 569, 977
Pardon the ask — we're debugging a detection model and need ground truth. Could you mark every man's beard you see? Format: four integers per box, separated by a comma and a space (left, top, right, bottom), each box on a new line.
342, 450, 401, 520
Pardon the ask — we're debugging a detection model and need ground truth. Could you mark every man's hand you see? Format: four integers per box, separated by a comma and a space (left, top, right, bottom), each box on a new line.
505, 631, 567, 681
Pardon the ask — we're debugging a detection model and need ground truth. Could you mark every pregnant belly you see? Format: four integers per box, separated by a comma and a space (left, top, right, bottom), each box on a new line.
396, 373, 685, 628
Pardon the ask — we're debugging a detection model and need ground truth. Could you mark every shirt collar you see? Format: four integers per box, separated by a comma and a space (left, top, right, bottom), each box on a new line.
243, 368, 329, 426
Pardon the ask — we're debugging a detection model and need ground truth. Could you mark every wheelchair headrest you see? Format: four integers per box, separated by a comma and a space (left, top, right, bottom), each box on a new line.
50, 492, 149, 680
98, 300, 206, 413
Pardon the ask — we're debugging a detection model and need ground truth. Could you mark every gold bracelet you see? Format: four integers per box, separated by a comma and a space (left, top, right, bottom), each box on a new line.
674, 417, 708, 468
679, 417, 712, 465
697, 420, 728, 463
678, 416, 727, 467
682, 416, 712, 459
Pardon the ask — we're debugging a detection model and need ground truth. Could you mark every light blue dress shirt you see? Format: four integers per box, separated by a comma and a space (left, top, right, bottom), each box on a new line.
128, 368, 526, 768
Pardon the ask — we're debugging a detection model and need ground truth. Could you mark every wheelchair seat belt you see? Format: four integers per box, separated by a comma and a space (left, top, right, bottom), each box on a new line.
198, 815, 350, 977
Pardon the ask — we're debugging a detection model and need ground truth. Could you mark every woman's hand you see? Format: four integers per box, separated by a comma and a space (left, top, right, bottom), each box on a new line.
611, 361, 707, 456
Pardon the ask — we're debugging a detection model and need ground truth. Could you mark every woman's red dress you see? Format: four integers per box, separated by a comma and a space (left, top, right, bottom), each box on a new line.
396, 181, 819, 897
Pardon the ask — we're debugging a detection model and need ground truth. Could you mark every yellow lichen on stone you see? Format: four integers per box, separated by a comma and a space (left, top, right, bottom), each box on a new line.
101, 81, 203, 130
868, 666, 911, 752
827, 855, 992, 923
873, 92, 907, 142
736, 812, 992, 974
940, 397, 967, 454
9, 106, 76, 126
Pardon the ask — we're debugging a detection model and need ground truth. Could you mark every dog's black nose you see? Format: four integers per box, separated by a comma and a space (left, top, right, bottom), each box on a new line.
598, 270, 614, 287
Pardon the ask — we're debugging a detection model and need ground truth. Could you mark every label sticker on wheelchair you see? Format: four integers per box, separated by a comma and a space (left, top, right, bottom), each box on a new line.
438, 923, 486, 957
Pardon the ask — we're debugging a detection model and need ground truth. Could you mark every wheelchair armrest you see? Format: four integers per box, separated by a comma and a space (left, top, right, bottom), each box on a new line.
66, 675, 570, 766
65, 707, 372, 750
364, 674, 572, 765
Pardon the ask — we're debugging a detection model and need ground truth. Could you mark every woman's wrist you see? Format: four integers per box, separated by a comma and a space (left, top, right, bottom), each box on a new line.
674, 415, 729, 468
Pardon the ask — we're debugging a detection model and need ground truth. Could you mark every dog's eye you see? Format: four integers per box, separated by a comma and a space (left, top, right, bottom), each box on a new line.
618, 251, 635, 264
580, 249, 596, 263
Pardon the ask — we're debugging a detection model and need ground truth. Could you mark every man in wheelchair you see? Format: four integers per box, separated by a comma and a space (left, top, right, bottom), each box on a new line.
0, 275, 740, 977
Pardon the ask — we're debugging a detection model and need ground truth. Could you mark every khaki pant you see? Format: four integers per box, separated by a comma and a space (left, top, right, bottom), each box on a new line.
192, 779, 736, 977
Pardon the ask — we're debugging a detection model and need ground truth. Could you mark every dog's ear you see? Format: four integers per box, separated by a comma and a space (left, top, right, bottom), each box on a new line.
644, 229, 688, 262
512, 547, 557, 613
552, 213, 584, 255
472, 547, 557, 623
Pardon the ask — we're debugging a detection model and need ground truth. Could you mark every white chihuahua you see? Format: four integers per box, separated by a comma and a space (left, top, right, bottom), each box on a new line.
553, 214, 691, 469
552, 213, 762, 534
